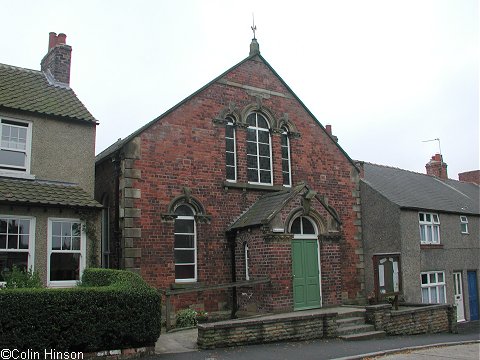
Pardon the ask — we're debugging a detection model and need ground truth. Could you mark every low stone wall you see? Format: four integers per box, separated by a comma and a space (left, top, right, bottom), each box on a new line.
197, 311, 337, 349
365, 303, 457, 335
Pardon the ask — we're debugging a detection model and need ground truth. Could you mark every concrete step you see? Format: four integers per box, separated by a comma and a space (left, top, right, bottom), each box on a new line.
339, 330, 386, 341
337, 317, 366, 328
336, 324, 376, 336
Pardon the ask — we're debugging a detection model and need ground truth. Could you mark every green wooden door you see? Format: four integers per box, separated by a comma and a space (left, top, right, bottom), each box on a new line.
292, 239, 321, 310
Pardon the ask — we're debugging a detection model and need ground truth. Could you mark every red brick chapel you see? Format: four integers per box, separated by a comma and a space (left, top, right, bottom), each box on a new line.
95, 37, 365, 318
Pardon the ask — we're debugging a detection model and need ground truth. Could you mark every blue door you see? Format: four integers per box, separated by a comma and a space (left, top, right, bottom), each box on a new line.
467, 271, 479, 321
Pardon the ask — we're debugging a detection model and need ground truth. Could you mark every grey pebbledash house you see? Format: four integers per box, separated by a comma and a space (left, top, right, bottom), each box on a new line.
359, 154, 480, 322
0, 33, 102, 287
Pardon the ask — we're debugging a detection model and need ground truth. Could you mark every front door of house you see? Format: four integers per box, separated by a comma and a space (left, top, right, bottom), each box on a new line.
291, 216, 321, 310
453, 272, 465, 322
467, 271, 479, 321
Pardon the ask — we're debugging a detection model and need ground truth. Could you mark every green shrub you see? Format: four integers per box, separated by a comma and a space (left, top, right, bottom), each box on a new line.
176, 308, 198, 328
0, 268, 161, 352
2, 266, 43, 289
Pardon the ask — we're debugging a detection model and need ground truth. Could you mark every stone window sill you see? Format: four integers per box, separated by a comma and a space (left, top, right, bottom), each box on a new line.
420, 244, 444, 250
223, 181, 284, 192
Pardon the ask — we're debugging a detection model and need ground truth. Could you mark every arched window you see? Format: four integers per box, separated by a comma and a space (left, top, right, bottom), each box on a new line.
244, 242, 250, 281
225, 116, 236, 182
174, 204, 196, 282
281, 128, 291, 187
291, 216, 317, 237
246, 112, 272, 185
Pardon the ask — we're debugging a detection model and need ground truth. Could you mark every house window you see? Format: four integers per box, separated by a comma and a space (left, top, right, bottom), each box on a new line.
48, 218, 86, 287
421, 271, 446, 304
0, 119, 32, 173
460, 216, 468, 234
246, 112, 272, 185
291, 216, 317, 236
244, 242, 250, 281
281, 128, 291, 187
419, 212, 440, 244
0, 216, 35, 282
174, 204, 196, 282
225, 117, 237, 182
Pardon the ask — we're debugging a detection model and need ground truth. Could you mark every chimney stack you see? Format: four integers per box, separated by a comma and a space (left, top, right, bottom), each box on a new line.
41, 32, 72, 85
458, 170, 480, 185
325, 124, 338, 142
425, 153, 448, 180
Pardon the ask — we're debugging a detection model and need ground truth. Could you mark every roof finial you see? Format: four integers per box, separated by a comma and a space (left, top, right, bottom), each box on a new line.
249, 13, 260, 56
251, 13, 257, 40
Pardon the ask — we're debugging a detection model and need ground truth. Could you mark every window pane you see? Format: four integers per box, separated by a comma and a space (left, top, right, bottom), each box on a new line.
246, 114, 256, 126
291, 218, 301, 234
302, 218, 316, 234
71, 237, 81, 251
0, 220, 7, 234
226, 166, 235, 180
52, 222, 61, 237
425, 214, 431, 222
432, 214, 439, 223
19, 235, 29, 249
50, 253, 80, 281
18, 220, 29, 234
0, 234, 5, 248
421, 273, 428, 284
283, 173, 291, 186
248, 168, 258, 182
52, 236, 61, 250
282, 147, 289, 159
61, 223, 71, 237
439, 286, 446, 303
421, 288, 429, 303
281, 133, 288, 146
0, 252, 28, 282
246, 141, 257, 155
226, 152, 235, 165
174, 219, 194, 234
247, 155, 258, 169
257, 116, 268, 129
431, 288, 437, 303
433, 227, 439, 243
246, 128, 257, 141
260, 170, 271, 184
258, 130, 270, 144
0, 150, 26, 167
226, 138, 234, 152
8, 219, 18, 234
175, 264, 195, 279
429, 273, 436, 283
72, 223, 81, 237
175, 234, 194, 248
8, 234, 18, 249
438, 272, 444, 282
282, 159, 290, 172
62, 237, 71, 250
174, 250, 195, 263
174, 205, 194, 216
225, 124, 234, 138
259, 144, 270, 156
259, 157, 271, 170
419, 213, 424, 221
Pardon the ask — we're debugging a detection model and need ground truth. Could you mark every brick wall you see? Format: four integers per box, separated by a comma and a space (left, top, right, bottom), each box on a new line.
95, 54, 363, 313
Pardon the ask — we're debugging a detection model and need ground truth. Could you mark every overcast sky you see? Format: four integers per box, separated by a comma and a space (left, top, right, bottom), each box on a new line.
2, 0, 478, 179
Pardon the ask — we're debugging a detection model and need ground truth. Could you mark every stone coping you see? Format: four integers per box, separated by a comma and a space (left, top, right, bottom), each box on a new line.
197, 310, 338, 330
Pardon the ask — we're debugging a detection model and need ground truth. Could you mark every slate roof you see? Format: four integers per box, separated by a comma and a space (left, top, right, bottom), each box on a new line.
0, 177, 102, 209
228, 184, 305, 230
0, 63, 96, 123
362, 163, 480, 215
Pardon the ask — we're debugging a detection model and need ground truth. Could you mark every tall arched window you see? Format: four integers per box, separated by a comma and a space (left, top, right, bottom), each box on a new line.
281, 128, 291, 187
246, 112, 272, 185
174, 204, 196, 282
225, 116, 236, 182
244, 242, 250, 281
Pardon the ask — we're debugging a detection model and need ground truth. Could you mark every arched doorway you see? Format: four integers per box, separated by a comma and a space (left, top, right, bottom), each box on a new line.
290, 216, 322, 310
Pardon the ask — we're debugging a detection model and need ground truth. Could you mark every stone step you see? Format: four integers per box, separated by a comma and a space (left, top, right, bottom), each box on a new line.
337, 317, 366, 328
339, 330, 386, 341
336, 324, 376, 336
336, 310, 366, 320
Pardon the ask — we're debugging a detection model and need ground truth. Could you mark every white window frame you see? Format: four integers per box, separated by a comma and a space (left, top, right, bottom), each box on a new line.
47, 218, 86, 288
419, 212, 440, 244
246, 112, 273, 185
421, 271, 446, 304
174, 206, 197, 283
0, 117, 33, 178
460, 216, 469, 234
0, 215, 36, 284
281, 128, 292, 187
225, 118, 237, 182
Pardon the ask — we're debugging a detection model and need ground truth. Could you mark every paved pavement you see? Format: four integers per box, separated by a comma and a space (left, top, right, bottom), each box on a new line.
151, 320, 479, 360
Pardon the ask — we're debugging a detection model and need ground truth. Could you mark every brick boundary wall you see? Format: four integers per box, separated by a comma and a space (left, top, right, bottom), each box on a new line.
365, 303, 457, 335
197, 312, 337, 349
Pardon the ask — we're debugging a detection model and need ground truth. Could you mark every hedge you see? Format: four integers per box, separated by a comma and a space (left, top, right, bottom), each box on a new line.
0, 268, 161, 352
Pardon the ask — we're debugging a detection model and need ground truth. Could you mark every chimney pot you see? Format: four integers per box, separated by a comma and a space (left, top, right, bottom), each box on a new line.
48, 32, 57, 50
57, 33, 67, 45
